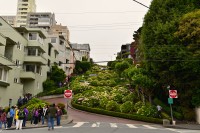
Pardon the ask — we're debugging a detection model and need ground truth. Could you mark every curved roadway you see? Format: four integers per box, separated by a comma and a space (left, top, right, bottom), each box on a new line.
45, 97, 153, 125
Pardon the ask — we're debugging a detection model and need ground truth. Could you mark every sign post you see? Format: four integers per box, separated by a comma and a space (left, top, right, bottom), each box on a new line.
64, 89, 72, 110
168, 90, 178, 125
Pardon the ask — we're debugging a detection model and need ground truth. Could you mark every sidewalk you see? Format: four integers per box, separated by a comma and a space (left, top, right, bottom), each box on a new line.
163, 120, 200, 130
5, 115, 73, 130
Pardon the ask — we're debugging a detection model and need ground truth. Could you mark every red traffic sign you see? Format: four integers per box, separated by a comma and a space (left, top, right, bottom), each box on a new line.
64, 90, 72, 98
169, 90, 178, 98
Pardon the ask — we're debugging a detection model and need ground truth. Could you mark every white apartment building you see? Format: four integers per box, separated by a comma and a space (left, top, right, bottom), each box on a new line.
16, 0, 36, 27
0, 17, 59, 107
71, 43, 90, 61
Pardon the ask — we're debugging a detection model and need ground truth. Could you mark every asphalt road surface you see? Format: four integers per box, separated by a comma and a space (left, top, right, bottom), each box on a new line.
1, 122, 199, 133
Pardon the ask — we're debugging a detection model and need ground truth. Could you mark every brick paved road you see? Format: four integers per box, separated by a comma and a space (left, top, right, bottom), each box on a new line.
44, 97, 154, 125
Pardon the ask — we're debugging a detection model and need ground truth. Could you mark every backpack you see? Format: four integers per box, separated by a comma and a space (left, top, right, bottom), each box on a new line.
18, 111, 25, 118
7, 112, 10, 118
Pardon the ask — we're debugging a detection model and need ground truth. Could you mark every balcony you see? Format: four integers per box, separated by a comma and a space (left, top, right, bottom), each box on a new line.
0, 54, 14, 69
0, 80, 10, 87
0, 35, 6, 46
24, 55, 47, 65
20, 71, 36, 80
28, 41, 45, 53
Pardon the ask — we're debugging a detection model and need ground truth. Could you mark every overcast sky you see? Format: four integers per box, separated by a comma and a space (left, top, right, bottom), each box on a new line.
0, 0, 151, 64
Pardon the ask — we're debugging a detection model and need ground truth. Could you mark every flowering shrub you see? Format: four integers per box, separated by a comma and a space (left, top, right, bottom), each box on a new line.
134, 101, 144, 111
99, 98, 109, 109
106, 100, 119, 111
122, 93, 139, 104
82, 97, 99, 107
137, 105, 157, 117
120, 101, 134, 113
112, 93, 123, 104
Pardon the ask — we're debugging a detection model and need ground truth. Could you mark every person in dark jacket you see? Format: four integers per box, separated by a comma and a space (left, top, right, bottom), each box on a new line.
16, 109, 25, 130
47, 103, 57, 130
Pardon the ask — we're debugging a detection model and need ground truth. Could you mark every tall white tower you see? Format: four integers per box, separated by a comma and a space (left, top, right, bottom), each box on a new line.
16, 0, 36, 27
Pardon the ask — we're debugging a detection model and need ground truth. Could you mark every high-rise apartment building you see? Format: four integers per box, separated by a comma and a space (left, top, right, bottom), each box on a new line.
27, 12, 56, 30
1, 16, 16, 27
16, 0, 36, 27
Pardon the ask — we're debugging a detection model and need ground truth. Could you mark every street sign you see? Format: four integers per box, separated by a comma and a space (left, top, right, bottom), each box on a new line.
168, 98, 173, 104
169, 90, 178, 98
64, 90, 72, 99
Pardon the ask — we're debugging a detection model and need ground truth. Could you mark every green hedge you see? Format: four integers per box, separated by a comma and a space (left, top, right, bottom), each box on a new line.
36, 87, 67, 97
71, 101, 163, 124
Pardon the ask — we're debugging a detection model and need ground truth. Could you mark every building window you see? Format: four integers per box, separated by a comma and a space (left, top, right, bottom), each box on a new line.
29, 33, 37, 40
27, 48, 37, 56
26, 65, 35, 73
14, 78, 18, 83
16, 60, 20, 67
51, 37, 57, 43
36, 65, 42, 75
0, 68, 2, 80
0, 67, 8, 82
17, 42, 21, 50
48, 59, 50, 67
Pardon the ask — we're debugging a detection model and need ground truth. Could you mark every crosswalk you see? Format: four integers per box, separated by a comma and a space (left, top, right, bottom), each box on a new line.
65, 122, 162, 129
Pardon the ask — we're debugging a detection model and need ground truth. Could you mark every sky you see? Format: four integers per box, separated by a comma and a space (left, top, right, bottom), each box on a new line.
0, 0, 152, 65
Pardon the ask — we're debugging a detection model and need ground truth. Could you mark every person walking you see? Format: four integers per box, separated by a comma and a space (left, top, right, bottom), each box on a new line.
156, 105, 162, 118
16, 109, 25, 130
22, 107, 29, 127
30, 108, 35, 124
47, 103, 57, 131
42, 105, 48, 125
0, 109, 7, 129
56, 106, 63, 126
34, 108, 39, 125
7, 106, 14, 128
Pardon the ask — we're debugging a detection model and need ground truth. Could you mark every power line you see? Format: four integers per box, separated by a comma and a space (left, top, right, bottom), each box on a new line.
132, 0, 149, 8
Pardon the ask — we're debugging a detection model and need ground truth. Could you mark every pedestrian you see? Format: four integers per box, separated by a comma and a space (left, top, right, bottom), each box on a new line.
0, 109, 7, 129
34, 108, 39, 125
17, 96, 23, 107
7, 106, 15, 128
156, 105, 162, 118
16, 108, 25, 130
38, 105, 43, 123
30, 108, 35, 124
0, 107, 2, 129
56, 106, 63, 126
22, 107, 29, 127
6, 108, 10, 128
42, 105, 48, 125
47, 103, 57, 131
14, 106, 19, 127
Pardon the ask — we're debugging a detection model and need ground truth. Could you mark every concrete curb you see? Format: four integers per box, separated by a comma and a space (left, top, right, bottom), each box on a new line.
39, 94, 63, 100
163, 125, 200, 130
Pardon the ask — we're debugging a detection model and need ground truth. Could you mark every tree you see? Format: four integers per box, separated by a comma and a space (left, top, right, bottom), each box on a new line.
141, 0, 200, 107
74, 61, 92, 74
115, 61, 130, 77
50, 65, 66, 87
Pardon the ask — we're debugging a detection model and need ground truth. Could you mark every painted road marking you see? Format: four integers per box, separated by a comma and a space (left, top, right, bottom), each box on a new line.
73, 122, 87, 127
110, 123, 117, 128
126, 124, 138, 128
143, 125, 157, 129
